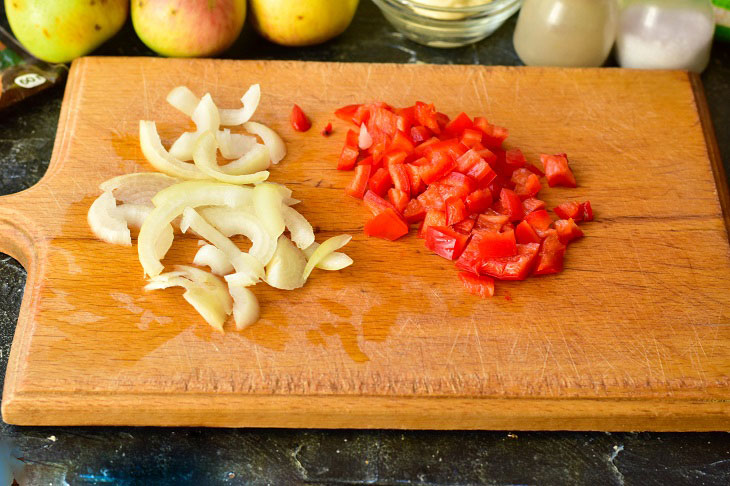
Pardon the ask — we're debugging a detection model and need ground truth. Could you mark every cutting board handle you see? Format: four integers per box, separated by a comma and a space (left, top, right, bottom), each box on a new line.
0, 204, 42, 269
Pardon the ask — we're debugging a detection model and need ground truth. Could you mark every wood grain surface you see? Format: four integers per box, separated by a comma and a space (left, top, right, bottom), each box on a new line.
1, 57, 728, 430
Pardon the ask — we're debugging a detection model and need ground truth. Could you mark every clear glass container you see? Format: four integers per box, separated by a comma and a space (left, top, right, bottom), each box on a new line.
371, 0, 523, 48
616, 0, 715, 72
513, 0, 619, 67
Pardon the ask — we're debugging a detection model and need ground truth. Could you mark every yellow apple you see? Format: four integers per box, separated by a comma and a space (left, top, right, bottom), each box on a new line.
132, 0, 246, 58
4, 0, 128, 63
249, 0, 359, 47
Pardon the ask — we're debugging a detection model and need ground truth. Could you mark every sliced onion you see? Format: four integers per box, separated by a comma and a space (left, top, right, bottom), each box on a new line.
155, 225, 174, 260
281, 205, 314, 249
166, 86, 198, 117
194, 244, 234, 276
99, 172, 179, 205
180, 207, 264, 284
88, 192, 131, 246
115, 203, 151, 229
139, 181, 253, 277
220, 84, 260, 126
217, 129, 256, 160
303, 235, 352, 281
227, 283, 259, 330
218, 143, 270, 176
169, 94, 221, 161
253, 182, 286, 237
139, 120, 208, 180
244, 121, 286, 164
359, 123, 372, 150
192, 131, 269, 185
199, 206, 276, 266
168, 132, 198, 162
303, 242, 354, 271
145, 265, 232, 331
265, 235, 306, 290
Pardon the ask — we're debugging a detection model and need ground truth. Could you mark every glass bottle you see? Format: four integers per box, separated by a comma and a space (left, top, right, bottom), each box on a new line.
513, 0, 619, 67
616, 0, 715, 72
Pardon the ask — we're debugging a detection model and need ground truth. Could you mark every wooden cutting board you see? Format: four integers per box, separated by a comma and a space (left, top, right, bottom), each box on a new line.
1, 57, 729, 430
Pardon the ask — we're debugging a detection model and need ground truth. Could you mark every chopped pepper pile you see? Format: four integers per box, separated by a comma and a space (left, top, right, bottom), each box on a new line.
334, 101, 593, 298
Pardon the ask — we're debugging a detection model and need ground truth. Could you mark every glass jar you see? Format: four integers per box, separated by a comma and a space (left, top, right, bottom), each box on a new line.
513, 0, 619, 67
616, 0, 715, 72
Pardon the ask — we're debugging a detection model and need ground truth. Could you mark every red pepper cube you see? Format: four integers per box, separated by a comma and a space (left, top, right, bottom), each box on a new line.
465, 159, 497, 185
453, 216, 476, 234
541, 153, 577, 188
418, 209, 447, 239
515, 220, 541, 244
505, 148, 526, 170
419, 153, 456, 184
415, 101, 441, 134
417, 184, 445, 211
460, 128, 483, 148
321, 122, 333, 137
511, 168, 542, 199
358, 155, 373, 166
335, 104, 360, 124
345, 164, 371, 199
290, 104, 311, 132
345, 128, 359, 148
554, 218, 584, 244
403, 198, 427, 224
458, 272, 495, 298
443, 112, 473, 137
389, 130, 415, 153
445, 197, 468, 226
414, 137, 440, 157
455, 149, 482, 173
553, 201, 581, 220
533, 231, 566, 275
524, 209, 553, 231
426, 226, 470, 260
525, 162, 545, 177
474, 117, 509, 149
475, 210, 510, 232
368, 167, 392, 196
337, 144, 359, 171
410, 125, 432, 145
465, 189, 493, 214
477, 229, 517, 258
388, 162, 411, 196
522, 197, 546, 215
499, 188, 525, 222
580, 201, 594, 221
364, 208, 409, 241
405, 164, 425, 195
479, 243, 540, 281
363, 190, 398, 216
387, 188, 409, 214
383, 150, 408, 169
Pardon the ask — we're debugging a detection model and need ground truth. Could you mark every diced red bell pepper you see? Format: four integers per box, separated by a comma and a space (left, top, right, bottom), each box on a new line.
363, 190, 398, 216
452, 216, 476, 234
410, 126, 431, 145
389, 163, 411, 195
479, 243, 540, 281
515, 220, 541, 244
580, 201, 594, 222
415, 101, 441, 134
419, 209, 447, 239
458, 272, 495, 298
426, 138, 466, 162
337, 145, 359, 171
473, 117, 509, 148
290, 104, 311, 132
443, 112, 473, 137
334, 104, 360, 124
533, 231, 566, 275
554, 218, 584, 244
541, 153, 577, 188
388, 188, 410, 214
499, 188, 525, 222
345, 164, 371, 199
405, 164, 425, 195
522, 197, 546, 215
475, 210, 510, 232
511, 168, 542, 199
455, 149, 483, 174
438, 171, 476, 193
524, 209, 552, 231
525, 162, 545, 177
417, 184, 445, 211
403, 198, 426, 223
359, 155, 373, 166
435, 112, 450, 131
445, 197, 468, 225
465, 160, 497, 185
436, 182, 469, 204
368, 167, 392, 196
477, 229, 517, 258
425, 226, 470, 260
389, 130, 415, 153
395, 105, 418, 128
367, 106, 400, 141
454, 232, 486, 274
465, 189, 493, 214
384, 150, 408, 168
345, 129, 359, 148
419, 153, 456, 185
414, 137, 440, 157
554, 200, 594, 222
364, 208, 409, 241
396, 115, 411, 134
321, 122, 333, 137
369, 142, 386, 170
505, 148, 526, 170
460, 128, 483, 148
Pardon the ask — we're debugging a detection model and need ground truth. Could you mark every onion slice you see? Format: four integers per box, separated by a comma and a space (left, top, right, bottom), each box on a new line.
139, 181, 253, 277
303, 242, 354, 271
139, 120, 208, 180
169, 93, 221, 161
217, 129, 256, 160
303, 235, 352, 281
192, 131, 269, 184
281, 205, 315, 249
145, 265, 232, 331
220, 84, 261, 126
166, 86, 199, 117
199, 206, 276, 266
218, 143, 270, 176
99, 172, 179, 205
359, 123, 372, 150
88, 192, 131, 246
180, 207, 264, 285
227, 283, 259, 330
253, 182, 286, 237
265, 235, 307, 290
244, 121, 286, 164
194, 244, 234, 276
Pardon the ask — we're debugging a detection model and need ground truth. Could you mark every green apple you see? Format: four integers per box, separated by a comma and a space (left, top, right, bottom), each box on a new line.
4, 0, 128, 63
250, 0, 359, 47
132, 0, 246, 58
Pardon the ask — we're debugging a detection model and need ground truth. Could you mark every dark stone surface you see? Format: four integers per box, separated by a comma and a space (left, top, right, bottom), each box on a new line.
1, 2, 729, 485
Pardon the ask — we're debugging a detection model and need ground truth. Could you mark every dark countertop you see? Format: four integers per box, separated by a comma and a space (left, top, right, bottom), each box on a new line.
1, 2, 729, 485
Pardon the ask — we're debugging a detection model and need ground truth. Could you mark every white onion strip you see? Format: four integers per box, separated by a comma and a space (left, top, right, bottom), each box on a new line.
303, 242, 354, 271
199, 207, 276, 266
218, 144, 270, 176
265, 235, 307, 290
139, 121, 208, 180
166, 86, 198, 117
194, 244, 234, 276
87, 192, 131, 246
99, 172, 179, 205
303, 235, 352, 281
227, 283, 260, 330
244, 121, 287, 164
192, 131, 269, 185
253, 182, 286, 237
220, 84, 261, 126
217, 129, 256, 160
169, 94, 221, 161
281, 205, 315, 250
